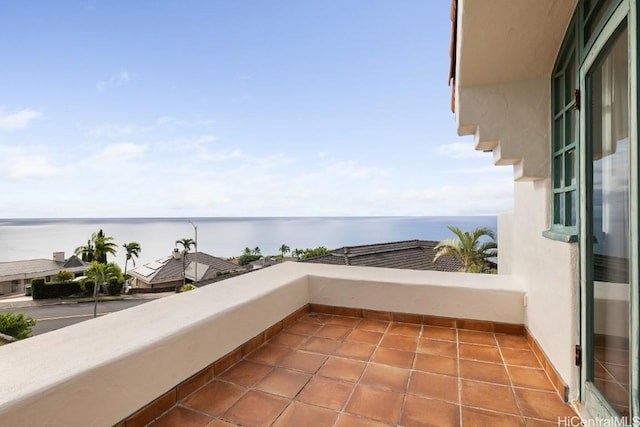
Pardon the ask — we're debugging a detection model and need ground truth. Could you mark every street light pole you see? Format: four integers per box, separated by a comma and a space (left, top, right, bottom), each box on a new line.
188, 220, 198, 284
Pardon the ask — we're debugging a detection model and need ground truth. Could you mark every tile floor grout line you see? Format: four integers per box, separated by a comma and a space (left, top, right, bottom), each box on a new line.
494, 332, 529, 425
224, 315, 324, 427
148, 313, 579, 426
456, 326, 463, 427
330, 316, 388, 426
266, 313, 332, 427
394, 320, 421, 427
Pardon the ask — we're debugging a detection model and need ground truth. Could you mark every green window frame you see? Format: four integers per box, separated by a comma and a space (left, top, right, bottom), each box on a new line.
545, 21, 579, 242
544, 0, 620, 243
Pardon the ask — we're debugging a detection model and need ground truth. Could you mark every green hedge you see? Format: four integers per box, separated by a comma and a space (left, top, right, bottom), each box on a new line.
84, 281, 96, 296
31, 279, 82, 300
107, 278, 121, 296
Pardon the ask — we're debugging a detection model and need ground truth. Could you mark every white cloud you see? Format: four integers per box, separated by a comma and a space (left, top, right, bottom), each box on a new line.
254, 154, 296, 169
210, 149, 244, 161
0, 109, 42, 131
159, 135, 219, 159
435, 142, 487, 159
366, 180, 513, 216
0, 145, 65, 181
155, 116, 216, 130
450, 165, 513, 175
97, 71, 130, 91
155, 116, 186, 129
98, 142, 148, 161
325, 160, 388, 179
5, 156, 65, 180
88, 123, 138, 138
86, 116, 215, 140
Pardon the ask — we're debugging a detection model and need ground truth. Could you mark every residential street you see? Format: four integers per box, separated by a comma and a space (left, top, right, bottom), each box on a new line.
0, 299, 155, 336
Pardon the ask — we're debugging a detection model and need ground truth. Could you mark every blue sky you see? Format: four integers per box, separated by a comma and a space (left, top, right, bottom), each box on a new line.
0, 1, 513, 218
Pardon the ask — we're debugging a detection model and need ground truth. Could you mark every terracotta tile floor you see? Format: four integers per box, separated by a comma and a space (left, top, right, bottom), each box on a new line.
150, 313, 577, 426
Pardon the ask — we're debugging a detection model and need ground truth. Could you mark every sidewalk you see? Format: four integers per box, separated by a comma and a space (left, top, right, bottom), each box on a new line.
0, 291, 175, 310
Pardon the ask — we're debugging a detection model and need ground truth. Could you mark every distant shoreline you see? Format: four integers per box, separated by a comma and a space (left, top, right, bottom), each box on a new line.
0, 216, 498, 266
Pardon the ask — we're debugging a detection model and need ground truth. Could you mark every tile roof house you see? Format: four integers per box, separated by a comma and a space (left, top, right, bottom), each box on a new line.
0, 252, 88, 295
248, 257, 282, 270
302, 240, 464, 272
129, 251, 243, 289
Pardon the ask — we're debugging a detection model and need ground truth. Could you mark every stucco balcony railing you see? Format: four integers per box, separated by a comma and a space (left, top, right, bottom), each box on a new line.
0, 262, 570, 426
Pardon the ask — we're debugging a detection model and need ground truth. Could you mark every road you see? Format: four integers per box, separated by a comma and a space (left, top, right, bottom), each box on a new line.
0, 299, 153, 336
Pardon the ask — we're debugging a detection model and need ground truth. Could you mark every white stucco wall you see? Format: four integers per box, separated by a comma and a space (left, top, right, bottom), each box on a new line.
457, 78, 551, 181
501, 180, 579, 399
308, 265, 524, 323
0, 262, 524, 427
457, 76, 580, 400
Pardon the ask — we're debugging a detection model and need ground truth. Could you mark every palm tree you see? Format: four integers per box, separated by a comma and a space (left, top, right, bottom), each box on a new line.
122, 242, 141, 292
252, 246, 261, 256
74, 240, 94, 262
92, 230, 117, 264
279, 244, 290, 258
176, 238, 195, 254
176, 238, 195, 287
433, 226, 497, 273
86, 261, 121, 317
243, 247, 252, 256
75, 230, 117, 264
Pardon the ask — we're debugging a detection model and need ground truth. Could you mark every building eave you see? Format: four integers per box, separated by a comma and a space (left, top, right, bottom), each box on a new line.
451, 0, 577, 181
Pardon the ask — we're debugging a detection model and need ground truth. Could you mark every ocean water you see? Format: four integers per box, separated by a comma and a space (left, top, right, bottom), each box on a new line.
0, 216, 497, 268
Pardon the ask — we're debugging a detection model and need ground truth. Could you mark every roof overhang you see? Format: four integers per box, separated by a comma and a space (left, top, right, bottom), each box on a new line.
454, 0, 577, 88
450, 0, 578, 180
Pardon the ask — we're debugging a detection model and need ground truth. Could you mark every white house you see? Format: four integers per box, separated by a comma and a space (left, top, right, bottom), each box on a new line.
129, 251, 243, 289
452, 0, 636, 419
0, 252, 88, 294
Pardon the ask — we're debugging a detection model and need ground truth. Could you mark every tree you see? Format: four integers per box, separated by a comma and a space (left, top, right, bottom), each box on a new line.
93, 230, 117, 264
243, 247, 252, 256
292, 248, 304, 260
300, 246, 330, 260
122, 242, 141, 292
252, 246, 261, 255
433, 226, 497, 273
86, 261, 122, 317
0, 312, 36, 340
279, 244, 290, 258
176, 238, 195, 287
238, 254, 261, 266
55, 270, 74, 282
74, 240, 94, 262
75, 230, 117, 264
176, 238, 195, 254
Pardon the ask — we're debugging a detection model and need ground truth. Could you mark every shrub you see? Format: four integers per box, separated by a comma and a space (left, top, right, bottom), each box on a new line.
107, 278, 122, 296
300, 246, 330, 260
83, 281, 96, 296
0, 312, 36, 340
55, 270, 74, 282
238, 254, 261, 266
179, 284, 197, 293
31, 280, 82, 299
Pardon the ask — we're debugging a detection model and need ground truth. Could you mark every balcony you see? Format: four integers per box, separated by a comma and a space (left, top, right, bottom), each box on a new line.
0, 262, 576, 426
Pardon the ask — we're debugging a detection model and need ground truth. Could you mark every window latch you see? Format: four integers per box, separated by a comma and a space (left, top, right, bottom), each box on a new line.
573, 89, 580, 111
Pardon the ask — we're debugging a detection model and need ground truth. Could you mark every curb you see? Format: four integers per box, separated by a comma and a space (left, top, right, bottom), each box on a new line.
0, 300, 64, 310
0, 293, 174, 310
